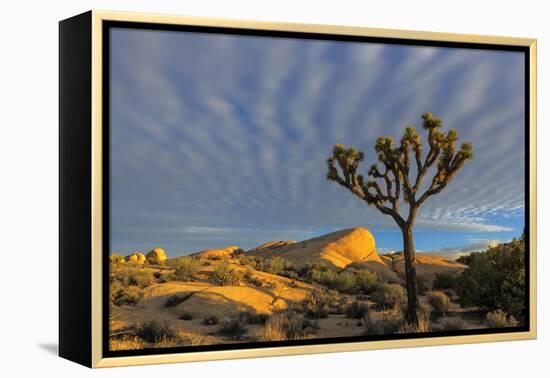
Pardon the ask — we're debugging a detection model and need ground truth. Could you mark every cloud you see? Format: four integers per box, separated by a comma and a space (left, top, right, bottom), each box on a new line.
108, 28, 526, 254
422, 239, 502, 259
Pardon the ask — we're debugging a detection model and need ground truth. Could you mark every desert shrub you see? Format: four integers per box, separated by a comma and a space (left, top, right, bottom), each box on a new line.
299, 263, 331, 283
427, 291, 451, 314
111, 286, 141, 306
456, 237, 525, 316
111, 268, 154, 288
362, 311, 403, 335
263, 281, 278, 290
456, 253, 480, 266
355, 269, 378, 293
179, 313, 193, 320
280, 270, 299, 280
332, 272, 357, 293
237, 255, 258, 268
168, 256, 201, 281
243, 269, 253, 280
416, 275, 428, 295
302, 290, 335, 319
258, 257, 296, 275
345, 301, 369, 319
135, 321, 177, 344
218, 318, 247, 340
164, 293, 192, 308
371, 283, 406, 309
248, 275, 264, 287
109, 254, 125, 264
433, 273, 457, 290
152, 271, 162, 279
202, 316, 219, 326
486, 310, 519, 328
438, 315, 467, 331
237, 311, 269, 325
257, 311, 307, 341
211, 263, 244, 286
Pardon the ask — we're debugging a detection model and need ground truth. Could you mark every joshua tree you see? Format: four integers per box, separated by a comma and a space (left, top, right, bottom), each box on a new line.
326, 112, 472, 325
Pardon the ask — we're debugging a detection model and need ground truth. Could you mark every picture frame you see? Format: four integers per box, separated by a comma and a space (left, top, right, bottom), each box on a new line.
59, 10, 537, 368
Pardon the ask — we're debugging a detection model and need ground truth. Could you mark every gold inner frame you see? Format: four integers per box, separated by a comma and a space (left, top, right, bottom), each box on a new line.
90, 9, 537, 368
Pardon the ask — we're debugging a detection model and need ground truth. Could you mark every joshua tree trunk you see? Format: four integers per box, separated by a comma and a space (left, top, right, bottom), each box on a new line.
401, 223, 419, 325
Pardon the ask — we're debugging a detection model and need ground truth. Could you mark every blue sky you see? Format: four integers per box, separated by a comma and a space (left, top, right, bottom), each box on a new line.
109, 28, 525, 258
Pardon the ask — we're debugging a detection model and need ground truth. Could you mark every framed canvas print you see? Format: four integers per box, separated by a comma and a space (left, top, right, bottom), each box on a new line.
59, 10, 537, 368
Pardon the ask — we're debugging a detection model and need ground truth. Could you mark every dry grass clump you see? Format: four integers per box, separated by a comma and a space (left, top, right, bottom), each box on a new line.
110, 320, 179, 351
111, 285, 141, 306
362, 310, 403, 335
486, 310, 519, 328
438, 315, 467, 331
109, 336, 144, 351
135, 321, 178, 344
427, 291, 451, 314
302, 289, 337, 319
256, 311, 312, 341
110, 267, 154, 288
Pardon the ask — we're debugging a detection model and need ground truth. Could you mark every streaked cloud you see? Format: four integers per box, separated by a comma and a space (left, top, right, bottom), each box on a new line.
109, 28, 525, 255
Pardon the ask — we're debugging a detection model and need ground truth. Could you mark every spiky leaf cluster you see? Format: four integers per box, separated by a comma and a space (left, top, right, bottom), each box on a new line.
326, 112, 473, 226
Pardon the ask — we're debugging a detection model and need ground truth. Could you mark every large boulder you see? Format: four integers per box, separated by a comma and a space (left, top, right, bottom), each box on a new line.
246, 227, 379, 269
125, 252, 146, 264
146, 248, 167, 265
193, 246, 243, 260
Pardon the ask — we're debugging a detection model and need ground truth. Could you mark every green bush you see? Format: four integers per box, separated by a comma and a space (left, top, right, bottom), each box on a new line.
169, 256, 201, 281
332, 272, 357, 293
427, 291, 451, 314
456, 237, 525, 316
432, 273, 457, 290
486, 310, 519, 328
211, 263, 244, 286
202, 316, 219, 326
345, 301, 369, 319
299, 263, 331, 283
355, 269, 378, 293
258, 257, 296, 275
371, 283, 406, 309
218, 319, 247, 340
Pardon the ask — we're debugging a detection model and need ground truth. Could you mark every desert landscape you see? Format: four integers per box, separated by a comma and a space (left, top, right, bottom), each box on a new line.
109, 227, 525, 351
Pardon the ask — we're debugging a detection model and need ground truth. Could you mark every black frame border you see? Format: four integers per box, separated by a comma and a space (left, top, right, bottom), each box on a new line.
101, 20, 531, 359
